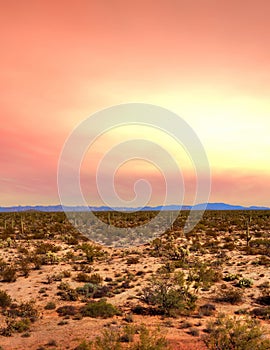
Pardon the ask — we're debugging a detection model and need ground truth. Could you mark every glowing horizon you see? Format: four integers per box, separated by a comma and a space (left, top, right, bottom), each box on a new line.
1, 1, 270, 207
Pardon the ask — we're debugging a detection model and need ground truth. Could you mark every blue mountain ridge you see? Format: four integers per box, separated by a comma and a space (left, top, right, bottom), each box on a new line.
0, 203, 269, 212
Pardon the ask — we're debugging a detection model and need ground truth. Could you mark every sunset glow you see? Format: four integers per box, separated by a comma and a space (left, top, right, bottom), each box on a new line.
1, 0, 270, 207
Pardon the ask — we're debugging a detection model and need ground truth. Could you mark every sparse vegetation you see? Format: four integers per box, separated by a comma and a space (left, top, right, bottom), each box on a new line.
80, 299, 120, 318
74, 324, 171, 350
0, 210, 270, 348
203, 314, 270, 350
142, 270, 197, 316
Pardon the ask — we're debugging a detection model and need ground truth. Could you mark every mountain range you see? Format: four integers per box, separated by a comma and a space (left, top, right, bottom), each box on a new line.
0, 203, 269, 212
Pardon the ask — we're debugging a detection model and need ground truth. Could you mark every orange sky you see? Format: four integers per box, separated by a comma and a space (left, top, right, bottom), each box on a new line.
1, 0, 270, 207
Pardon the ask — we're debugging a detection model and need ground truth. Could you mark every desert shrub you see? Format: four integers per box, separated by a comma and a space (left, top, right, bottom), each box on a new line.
57, 288, 78, 301
1, 266, 17, 282
76, 283, 111, 299
187, 263, 222, 291
251, 307, 270, 320
142, 271, 197, 316
131, 324, 169, 350
35, 242, 61, 254
18, 257, 31, 277
179, 321, 193, 329
215, 287, 244, 304
123, 313, 134, 323
74, 341, 93, 350
93, 285, 111, 298
2, 227, 16, 239
105, 276, 113, 282
203, 314, 270, 350
57, 305, 78, 316
62, 270, 72, 278
0, 318, 31, 336
126, 256, 140, 265
0, 259, 8, 273
80, 264, 93, 273
46, 340, 57, 347
57, 282, 79, 301
245, 239, 270, 255
250, 239, 270, 248
131, 305, 149, 315
44, 302, 56, 310
199, 303, 216, 317
73, 324, 171, 350
28, 253, 44, 270
65, 236, 79, 246
80, 299, 119, 318
0, 290, 12, 308
75, 273, 103, 284
157, 262, 176, 274
257, 287, 270, 306
234, 308, 249, 315
11, 300, 39, 322
222, 242, 235, 250
252, 256, 270, 267
80, 243, 106, 263
237, 278, 253, 288
10, 318, 31, 333
75, 272, 92, 283
187, 328, 200, 337
76, 283, 96, 297
95, 328, 124, 350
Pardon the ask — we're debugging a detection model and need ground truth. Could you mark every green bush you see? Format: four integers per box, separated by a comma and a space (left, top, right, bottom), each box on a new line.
11, 300, 39, 322
142, 271, 197, 316
57, 305, 78, 316
203, 314, 270, 350
80, 243, 106, 263
0, 318, 31, 336
57, 282, 78, 301
188, 263, 222, 291
80, 299, 119, 318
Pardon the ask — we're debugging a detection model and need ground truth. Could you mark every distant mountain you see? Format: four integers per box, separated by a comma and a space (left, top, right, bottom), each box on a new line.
0, 203, 269, 212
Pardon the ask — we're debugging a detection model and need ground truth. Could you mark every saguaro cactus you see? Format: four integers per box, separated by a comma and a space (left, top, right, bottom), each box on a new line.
108, 212, 111, 227
20, 216, 24, 235
246, 215, 252, 247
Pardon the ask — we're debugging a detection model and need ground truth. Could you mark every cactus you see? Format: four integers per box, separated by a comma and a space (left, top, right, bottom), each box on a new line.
108, 212, 111, 227
237, 277, 253, 288
6, 237, 12, 247
20, 216, 24, 235
246, 215, 252, 247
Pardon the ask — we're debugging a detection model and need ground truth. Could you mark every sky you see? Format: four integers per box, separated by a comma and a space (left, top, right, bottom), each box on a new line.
1, 0, 270, 207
